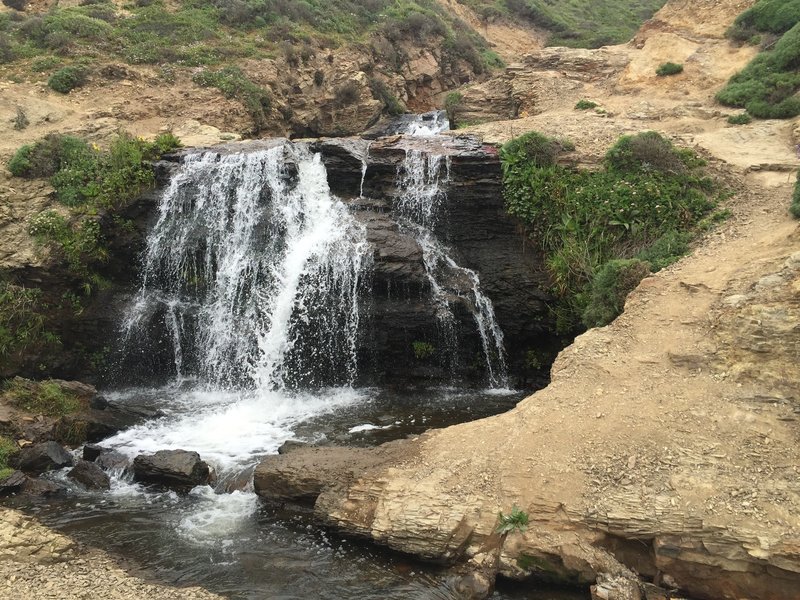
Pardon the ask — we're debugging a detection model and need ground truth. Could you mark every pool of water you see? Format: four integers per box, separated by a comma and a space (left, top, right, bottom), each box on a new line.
13, 385, 587, 600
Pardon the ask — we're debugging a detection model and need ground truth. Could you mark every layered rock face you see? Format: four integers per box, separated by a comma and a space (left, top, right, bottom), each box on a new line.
315, 134, 555, 385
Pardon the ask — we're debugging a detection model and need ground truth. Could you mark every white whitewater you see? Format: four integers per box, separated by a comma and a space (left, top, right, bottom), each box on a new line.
403, 110, 450, 136
123, 144, 370, 390
109, 143, 373, 541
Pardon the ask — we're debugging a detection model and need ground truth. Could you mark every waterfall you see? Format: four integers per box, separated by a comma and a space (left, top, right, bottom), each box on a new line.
403, 110, 450, 136
122, 143, 371, 390
395, 147, 509, 388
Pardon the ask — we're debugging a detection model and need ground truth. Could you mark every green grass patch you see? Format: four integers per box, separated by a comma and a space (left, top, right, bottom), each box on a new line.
0, 436, 18, 482
575, 99, 598, 110
412, 341, 435, 360
792, 171, 800, 219
4, 378, 82, 417
501, 131, 717, 332
656, 62, 683, 76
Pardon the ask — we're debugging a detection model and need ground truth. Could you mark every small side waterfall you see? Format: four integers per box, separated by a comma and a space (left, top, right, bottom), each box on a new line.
394, 146, 509, 388
122, 143, 371, 390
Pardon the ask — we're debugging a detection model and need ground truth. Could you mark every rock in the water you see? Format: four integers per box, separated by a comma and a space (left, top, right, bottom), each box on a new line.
68, 460, 111, 490
82, 444, 107, 462
95, 450, 130, 473
133, 450, 210, 490
20, 476, 67, 497
14, 441, 74, 474
0, 471, 26, 496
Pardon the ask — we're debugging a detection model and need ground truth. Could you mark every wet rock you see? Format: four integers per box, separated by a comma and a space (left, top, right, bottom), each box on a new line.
20, 476, 67, 497
68, 460, 111, 490
14, 441, 74, 474
95, 450, 130, 473
133, 450, 211, 490
82, 443, 107, 462
0, 471, 26, 496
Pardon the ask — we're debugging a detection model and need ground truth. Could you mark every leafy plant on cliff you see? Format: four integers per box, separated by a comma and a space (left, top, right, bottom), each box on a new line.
496, 506, 529, 535
791, 171, 800, 219
47, 65, 90, 93
10, 132, 181, 286
0, 282, 59, 362
501, 131, 717, 332
412, 341, 435, 360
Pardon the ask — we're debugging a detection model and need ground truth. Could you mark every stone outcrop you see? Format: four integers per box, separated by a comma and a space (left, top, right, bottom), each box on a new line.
14, 441, 73, 475
67, 460, 110, 491
133, 450, 211, 491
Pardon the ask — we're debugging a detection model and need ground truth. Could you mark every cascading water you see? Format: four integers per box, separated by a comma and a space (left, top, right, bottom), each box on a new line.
403, 110, 450, 136
393, 142, 509, 388
122, 143, 370, 390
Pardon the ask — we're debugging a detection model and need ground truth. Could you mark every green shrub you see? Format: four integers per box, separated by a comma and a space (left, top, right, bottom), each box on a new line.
605, 131, 688, 175
0, 436, 18, 482
412, 341, 435, 360
502, 130, 716, 332
717, 21, 800, 120
333, 80, 361, 107
791, 171, 800, 219
8, 134, 92, 178
368, 77, 405, 116
727, 0, 800, 39
193, 67, 271, 132
444, 91, 463, 124
635, 230, 691, 271
47, 65, 89, 93
30, 55, 62, 72
496, 506, 528, 535
727, 112, 752, 125
582, 259, 651, 327
656, 62, 684, 76
575, 99, 598, 110
13, 106, 29, 130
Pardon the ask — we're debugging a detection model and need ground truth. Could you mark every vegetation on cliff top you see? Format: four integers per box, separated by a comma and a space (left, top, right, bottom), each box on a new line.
456, 0, 667, 48
501, 131, 719, 332
717, 0, 800, 119
791, 171, 800, 219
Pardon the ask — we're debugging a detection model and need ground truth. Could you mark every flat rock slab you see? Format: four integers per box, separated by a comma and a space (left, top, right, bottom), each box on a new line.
133, 450, 210, 491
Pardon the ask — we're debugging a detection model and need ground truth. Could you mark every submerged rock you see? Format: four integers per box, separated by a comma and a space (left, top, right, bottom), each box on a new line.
133, 450, 211, 491
82, 444, 107, 462
68, 460, 111, 491
95, 450, 130, 473
14, 441, 73, 474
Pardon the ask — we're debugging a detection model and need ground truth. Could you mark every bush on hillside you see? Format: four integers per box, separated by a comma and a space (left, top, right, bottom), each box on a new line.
605, 131, 689, 175
791, 171, 800, 219
582, 259, 651, 328
193, 67, 271, 132
656, 62, 684, 76
47, 65, 89, 93
575, 99, 597, 110
727, 113, 752, 125
727, 0, 800, 41
717, 21, 800, 119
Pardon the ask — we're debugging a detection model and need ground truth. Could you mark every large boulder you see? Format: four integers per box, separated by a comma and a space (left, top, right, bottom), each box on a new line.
68, 460, 111, 490
0, 471, 26, 496
133, 450, 211, 490
14, 441, 73, 474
